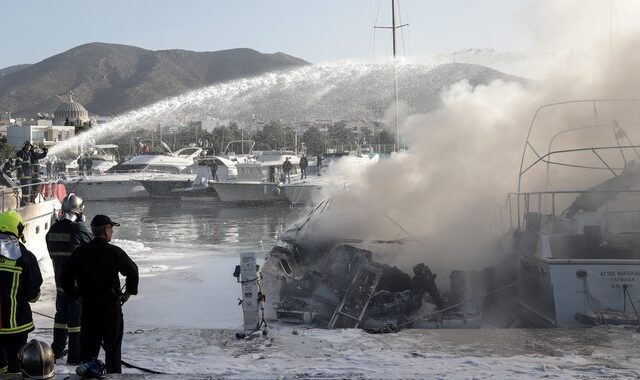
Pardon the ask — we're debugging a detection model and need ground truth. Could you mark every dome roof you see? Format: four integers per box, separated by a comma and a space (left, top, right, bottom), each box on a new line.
56, 101, 88, 114
54, 92, 89, 123
55, 92, 88, 114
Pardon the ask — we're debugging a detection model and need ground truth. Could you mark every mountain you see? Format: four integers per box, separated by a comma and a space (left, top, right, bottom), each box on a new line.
0, 42, 309, 117
0, 64, 31, 79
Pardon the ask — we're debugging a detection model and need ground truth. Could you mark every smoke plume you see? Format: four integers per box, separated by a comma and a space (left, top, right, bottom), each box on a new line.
305, 0, 640, 277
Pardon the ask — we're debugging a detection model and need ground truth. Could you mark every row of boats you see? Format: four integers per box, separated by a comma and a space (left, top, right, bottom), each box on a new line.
58, 141, 379, 205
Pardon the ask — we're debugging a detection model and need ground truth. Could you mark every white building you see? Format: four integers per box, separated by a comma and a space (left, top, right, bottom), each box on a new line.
7, 119, 75, 149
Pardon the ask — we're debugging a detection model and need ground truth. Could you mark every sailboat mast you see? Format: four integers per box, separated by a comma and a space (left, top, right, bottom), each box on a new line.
392, 0, 397, 58
391, 0, 400, 152
374, 0, 407, 153
392, 0, 400, 153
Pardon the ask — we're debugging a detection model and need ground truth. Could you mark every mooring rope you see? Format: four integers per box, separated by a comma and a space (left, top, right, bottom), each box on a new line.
32, 309, 166, 374
395, 271, 546, 329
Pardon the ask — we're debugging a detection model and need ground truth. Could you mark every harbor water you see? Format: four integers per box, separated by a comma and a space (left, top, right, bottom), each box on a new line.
32, 200, 311, 330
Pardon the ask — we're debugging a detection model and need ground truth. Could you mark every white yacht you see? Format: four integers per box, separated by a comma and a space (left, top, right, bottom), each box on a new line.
65, 146, 202, 200
284, 151, 379, 205
63, 144, 119, 175
502, 99, 640, 327
138, 140, 256, 198
212, 150, 300, 204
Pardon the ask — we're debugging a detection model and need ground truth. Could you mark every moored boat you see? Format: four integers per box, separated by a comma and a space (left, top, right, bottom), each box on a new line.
65, 146, 202, 200
212, 150, 300, 204
501, 99, 640, 327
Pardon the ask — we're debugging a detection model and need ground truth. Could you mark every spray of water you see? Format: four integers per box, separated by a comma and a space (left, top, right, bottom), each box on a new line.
49, 61, 393, 155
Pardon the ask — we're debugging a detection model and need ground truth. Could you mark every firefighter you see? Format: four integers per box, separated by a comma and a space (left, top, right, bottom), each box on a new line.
15, 140, 48, 205
45, 193, 92, 364
62, 214, 138, 374
0, 210, 43, 375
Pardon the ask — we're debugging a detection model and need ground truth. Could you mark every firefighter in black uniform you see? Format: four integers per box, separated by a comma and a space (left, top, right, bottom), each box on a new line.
15, 140, 48, 205
45, 193, 92, 364
62, 214, 138, 374
0, 210, 43, 375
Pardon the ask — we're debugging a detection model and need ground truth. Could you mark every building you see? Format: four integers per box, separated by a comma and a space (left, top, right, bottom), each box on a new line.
7, 119, 75, 149
6, 91, 90, 148
53, 92, 90, 126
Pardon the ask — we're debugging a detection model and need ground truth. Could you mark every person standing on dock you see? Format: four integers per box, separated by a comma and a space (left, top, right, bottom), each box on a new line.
316, 155, 323, 176
0, 210, 43, 375
282, 157, 292, 183
15, 140, 48, 205
46, 193, 92, 365
299, 154, 308, 179
209, 159, 219, 182
62, 215, 138, 374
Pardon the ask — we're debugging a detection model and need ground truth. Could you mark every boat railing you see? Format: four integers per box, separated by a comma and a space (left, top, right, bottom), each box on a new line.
514, 99, 640, 235
0, 179, 61, 213
504, 189, 640, 233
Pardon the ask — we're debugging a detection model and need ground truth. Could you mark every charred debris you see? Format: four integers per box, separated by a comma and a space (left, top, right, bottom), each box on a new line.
261, 202, 509, 330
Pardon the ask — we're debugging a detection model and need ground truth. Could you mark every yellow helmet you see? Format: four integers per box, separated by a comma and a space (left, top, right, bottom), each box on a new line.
0, 210, 25, 242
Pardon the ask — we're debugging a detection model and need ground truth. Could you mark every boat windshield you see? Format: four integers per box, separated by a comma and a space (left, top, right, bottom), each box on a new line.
107, 164, 147, 173
106, 164, 183, 174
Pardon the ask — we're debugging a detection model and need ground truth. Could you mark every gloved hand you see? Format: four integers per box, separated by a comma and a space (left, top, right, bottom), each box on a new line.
119, 292, 131, 305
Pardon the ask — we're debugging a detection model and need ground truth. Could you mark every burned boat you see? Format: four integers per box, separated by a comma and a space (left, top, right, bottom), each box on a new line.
502, 99, 640, 327
260, 199, 489, 329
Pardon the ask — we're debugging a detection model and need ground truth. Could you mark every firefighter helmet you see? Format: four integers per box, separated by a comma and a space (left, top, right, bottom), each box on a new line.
0, 209, 26, 242
18, 339, 55, 379
61, 193, 84, 215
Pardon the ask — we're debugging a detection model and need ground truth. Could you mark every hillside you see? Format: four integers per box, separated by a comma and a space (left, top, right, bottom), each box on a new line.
0, 42, 309, 117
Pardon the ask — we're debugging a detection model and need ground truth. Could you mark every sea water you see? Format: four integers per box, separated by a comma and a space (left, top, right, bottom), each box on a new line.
32, 199, 311, 330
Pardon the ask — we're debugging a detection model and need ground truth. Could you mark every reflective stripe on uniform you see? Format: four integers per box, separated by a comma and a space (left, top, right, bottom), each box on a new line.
0, 260, 22, 331
10, 272, 19, 328
53, 323, 67, 329
49, 251, 72, 257
67, 326, 81, 333
47, 233, 71, 242
0, 365, 7, 374
0, 321, 34, 334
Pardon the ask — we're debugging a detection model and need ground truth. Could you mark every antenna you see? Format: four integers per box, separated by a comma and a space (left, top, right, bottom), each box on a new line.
374, 0, 408, 153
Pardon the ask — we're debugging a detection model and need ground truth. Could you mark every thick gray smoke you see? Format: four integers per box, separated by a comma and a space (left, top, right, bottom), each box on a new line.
305, 1, 640, 276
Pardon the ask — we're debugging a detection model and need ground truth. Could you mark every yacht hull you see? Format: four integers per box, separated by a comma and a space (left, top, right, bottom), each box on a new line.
284, 182, 345, 205
138, 177, 195, 197
212, 182, 287, 204
517, 256, 640, 327
66, 178, 149, 200
18, 199, 58, 263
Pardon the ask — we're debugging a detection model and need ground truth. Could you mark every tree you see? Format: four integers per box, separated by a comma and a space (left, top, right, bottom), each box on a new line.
302, 126, 325, 156
75, 121, 90, 134
0, 136, 15, 162
254, 121, 284, 150
378, 130, 394, 145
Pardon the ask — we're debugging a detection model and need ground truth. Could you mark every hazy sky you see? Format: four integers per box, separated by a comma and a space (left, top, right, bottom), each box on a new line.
2, 0, 536, 69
